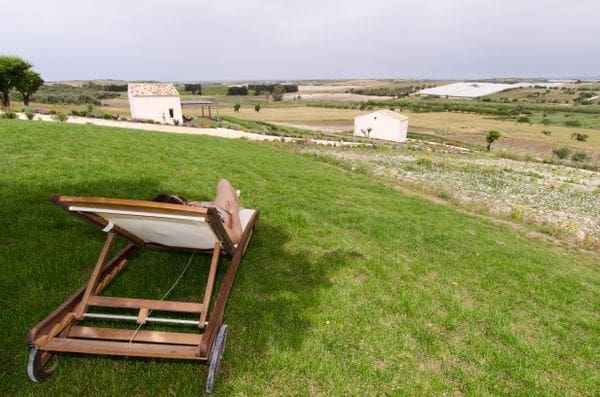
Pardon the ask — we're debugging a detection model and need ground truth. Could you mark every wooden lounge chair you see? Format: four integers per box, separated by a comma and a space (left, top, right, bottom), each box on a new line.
27, 195, 259, 393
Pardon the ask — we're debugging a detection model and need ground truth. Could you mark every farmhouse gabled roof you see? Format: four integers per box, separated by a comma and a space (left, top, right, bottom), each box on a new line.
356, 110, 408, 121
128, 83, 179, 97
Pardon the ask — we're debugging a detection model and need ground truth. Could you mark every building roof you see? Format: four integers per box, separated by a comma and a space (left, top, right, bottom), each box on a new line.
128, 83, 179, 97
356, 110, 408, 122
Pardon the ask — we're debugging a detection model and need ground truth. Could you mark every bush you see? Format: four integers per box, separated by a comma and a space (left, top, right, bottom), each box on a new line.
571, 152, 590, 162
564, 119, 582, 127
571, 133, 589, 142
53, 112, 68, 122
102, 113, 112, 120
25, 110, 34, 120
233, 104, 241, 112
1, 111, 17, 119
541, 118, 552, 125
541, 130, 552, 136
416, 157, 433, 167
553, 146, 570, 159
517, 116, 530, 123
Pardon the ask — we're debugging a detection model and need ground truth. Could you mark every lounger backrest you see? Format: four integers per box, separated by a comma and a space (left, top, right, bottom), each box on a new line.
58, 197, 255, 251
69, 204, 217, 249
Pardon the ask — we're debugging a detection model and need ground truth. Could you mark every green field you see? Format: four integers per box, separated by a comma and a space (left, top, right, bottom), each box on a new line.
1, 120, 598, 395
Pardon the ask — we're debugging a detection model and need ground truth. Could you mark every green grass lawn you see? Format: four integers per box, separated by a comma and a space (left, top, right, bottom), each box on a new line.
0, 120, 598, 395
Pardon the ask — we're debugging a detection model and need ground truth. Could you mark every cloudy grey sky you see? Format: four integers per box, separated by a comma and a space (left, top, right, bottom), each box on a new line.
3, 0, 599, 81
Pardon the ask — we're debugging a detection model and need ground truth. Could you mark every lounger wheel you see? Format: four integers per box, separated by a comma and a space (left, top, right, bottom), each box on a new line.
205, 324, 229, 394
27, 348, 58, 383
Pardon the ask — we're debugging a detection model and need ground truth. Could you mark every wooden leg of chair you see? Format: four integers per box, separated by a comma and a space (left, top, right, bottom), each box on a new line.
199, 243, 221, 327
75, 232, 115, 319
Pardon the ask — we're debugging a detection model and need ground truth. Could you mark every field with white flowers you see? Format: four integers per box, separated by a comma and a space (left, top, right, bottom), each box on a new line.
297, 142, 600, 250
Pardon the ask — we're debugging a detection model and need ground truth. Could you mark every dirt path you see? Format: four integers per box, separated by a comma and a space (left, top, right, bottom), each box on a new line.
12, 112, 363, 147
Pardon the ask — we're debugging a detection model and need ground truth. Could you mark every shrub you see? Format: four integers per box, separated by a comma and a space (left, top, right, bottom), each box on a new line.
564, 119, 582, 127
233, 104, 241, 112
1, 111, 17, 119
571, 152, 590, 162
255, 104, 261, 112
53, 112, 68, 122
48, 110, 57, 115
541, 130, 552, 136
79, 109, 87, 117
416, 157, 433, 167
553, 146, 570, 159
102, 113, 112, 120
25, 110, 34, 120
571, 133, 589, 142
173, 119, 179, 126
541, 118, 552, 125
517, 116, 530, 123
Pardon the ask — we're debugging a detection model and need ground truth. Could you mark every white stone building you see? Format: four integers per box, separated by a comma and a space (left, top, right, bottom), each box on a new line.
354, 110, 409, 142
128, 83, 183, 125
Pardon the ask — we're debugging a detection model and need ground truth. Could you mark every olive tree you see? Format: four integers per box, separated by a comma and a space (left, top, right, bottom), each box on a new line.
15, 70, 44, 106
485, 130, 501, 151
0, 55, 32, 107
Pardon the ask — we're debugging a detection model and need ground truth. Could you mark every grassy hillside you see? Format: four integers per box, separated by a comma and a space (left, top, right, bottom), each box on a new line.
0, 120, 598, 395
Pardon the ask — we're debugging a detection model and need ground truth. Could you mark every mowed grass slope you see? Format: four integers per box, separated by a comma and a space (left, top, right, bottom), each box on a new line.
0, 120, 598, 395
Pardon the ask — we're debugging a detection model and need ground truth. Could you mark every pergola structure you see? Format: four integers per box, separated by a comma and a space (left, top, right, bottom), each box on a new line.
181, 100, 219, 119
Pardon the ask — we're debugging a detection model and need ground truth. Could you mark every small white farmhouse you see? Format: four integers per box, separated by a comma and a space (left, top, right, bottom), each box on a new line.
354, 110, 409, 142
128, 83, 183, 125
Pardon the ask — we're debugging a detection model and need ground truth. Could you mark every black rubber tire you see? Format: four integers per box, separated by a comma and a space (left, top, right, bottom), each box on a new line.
27, 348, 58, 383
205, 324, 229, 394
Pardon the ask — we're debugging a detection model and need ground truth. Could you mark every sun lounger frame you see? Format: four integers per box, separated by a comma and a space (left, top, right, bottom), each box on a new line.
27, 195, 259, 392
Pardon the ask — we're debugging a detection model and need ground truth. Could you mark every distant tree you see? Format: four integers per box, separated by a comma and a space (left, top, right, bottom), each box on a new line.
254, 103, 261, 112
485, 130, 501, 151
184, 84, 202, 95
233, 103, 241, 112
0, 55, 32, 107
272, 85, 284, 101
15, 70, 44, 106
227, 86, 248, 95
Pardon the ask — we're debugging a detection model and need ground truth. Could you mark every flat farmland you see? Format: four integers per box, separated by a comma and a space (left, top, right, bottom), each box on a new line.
218, 106, 360, 130
406, 112, 600, 152
217, 106, 600, 153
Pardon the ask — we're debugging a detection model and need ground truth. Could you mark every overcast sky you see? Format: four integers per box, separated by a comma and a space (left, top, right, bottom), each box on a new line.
3, 0, 599, 82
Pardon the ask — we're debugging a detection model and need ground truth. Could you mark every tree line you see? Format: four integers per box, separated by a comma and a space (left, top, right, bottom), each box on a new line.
0, 55, 44, 107
227, 84, 298, 96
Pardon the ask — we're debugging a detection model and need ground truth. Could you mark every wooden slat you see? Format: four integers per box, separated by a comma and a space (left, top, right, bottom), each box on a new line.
87, 296, 203, 313
43, 338, 205, 360
68, 326, 203, 345
54, 195, 210, 216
